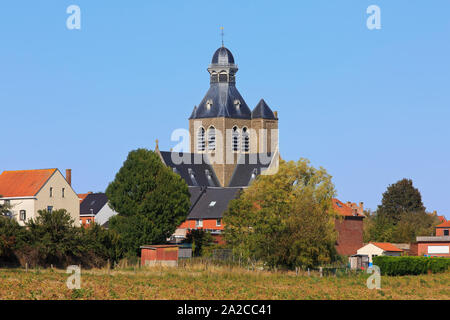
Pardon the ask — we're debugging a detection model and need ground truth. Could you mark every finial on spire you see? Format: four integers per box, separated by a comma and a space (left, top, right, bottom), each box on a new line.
220, 27, 224, 47
155, 139, 159, 151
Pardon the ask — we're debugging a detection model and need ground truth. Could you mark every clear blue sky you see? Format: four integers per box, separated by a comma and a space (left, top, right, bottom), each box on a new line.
1, 1, 449, 218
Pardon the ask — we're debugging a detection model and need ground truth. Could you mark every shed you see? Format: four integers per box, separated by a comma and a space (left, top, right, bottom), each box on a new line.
356, 242, 403, 263
140, 245, 179, 267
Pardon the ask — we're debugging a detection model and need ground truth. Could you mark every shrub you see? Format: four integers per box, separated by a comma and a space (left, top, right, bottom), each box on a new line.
373, 256, 450, 276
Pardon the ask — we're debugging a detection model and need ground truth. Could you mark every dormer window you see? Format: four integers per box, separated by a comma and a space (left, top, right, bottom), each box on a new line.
188, 168, 199, 186
234, 100, 241, 110
206, 99, 213, 110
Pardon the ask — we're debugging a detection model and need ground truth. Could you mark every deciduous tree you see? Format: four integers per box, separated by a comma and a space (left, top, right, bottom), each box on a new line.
224, 159, 338, 269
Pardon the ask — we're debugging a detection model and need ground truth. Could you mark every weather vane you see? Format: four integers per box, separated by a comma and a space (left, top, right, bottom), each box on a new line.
220, 27, 224, 47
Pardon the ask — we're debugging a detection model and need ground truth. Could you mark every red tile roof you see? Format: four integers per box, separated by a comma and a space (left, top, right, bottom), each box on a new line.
436, 221, 450, 228
332, 198, 364, 217
370, 242, 403, 252
0, 169, 57, 197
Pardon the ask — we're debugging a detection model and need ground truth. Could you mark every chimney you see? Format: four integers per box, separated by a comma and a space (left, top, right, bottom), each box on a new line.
66, 169, 72, 186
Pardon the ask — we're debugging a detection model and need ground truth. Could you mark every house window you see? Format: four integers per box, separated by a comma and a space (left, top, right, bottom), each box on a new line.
62, 188, 65, 198
197, 127, 205, 152
19, 210, 26, 221
444, 229, 449, 236
232, 126, 239, 152
49, 187, 53, 197
207, 126, 216, 151
216, 219, 221, 227
47, 206, 53, 213
241, 127, 249, 152
86, 219, 91, 225
196, 219, 203, 228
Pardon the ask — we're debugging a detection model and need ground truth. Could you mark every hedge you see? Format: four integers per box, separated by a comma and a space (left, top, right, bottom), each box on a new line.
373, 256, 450, 276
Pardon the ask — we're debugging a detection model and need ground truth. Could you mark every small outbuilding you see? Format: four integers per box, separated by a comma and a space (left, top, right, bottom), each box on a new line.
140, 245, 179, 267
356, 242, 403, 264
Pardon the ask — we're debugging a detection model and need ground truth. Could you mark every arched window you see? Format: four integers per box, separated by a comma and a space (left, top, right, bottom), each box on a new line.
208, 126, 216, 151
232, 126, 240, 152
197, 127, 205, 152
242, 127, 249, 152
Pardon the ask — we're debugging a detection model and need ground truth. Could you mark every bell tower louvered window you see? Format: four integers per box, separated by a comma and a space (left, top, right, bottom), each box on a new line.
242, 127, 249, 152
208, 126, 216, 151
197, 127, 205, 152
232, 126, 240, 152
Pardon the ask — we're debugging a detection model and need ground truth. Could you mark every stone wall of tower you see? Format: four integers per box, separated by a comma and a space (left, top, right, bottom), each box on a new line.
250, 118, 279, 154
189, 117, 252, 187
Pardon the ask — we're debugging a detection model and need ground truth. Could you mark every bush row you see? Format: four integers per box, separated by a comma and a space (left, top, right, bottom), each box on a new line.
373, 256, 450, 276
0, 209, 124, 268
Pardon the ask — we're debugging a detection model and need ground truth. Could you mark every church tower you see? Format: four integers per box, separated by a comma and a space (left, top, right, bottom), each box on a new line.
189, 46, 278, 187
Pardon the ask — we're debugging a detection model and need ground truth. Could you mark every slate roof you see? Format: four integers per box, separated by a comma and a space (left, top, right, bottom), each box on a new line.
159, 151, 221, 187
228, 153, 274, 187
187, 187, 242, 220
80, 193, 108, 216
211, 47, 235, 65
191, 83, 252, 119
251, 99, 277, 120
0, 169, 57, 197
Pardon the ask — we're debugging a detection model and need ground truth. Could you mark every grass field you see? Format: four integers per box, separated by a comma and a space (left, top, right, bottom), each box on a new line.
0, 263, 449, 300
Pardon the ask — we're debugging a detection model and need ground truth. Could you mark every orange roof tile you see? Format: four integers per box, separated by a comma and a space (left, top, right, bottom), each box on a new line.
370, 242, 403, 252
437, 216, 447, 223
436, 221, 450, 228
332, 198, 363, 217
0, 169, 57, 198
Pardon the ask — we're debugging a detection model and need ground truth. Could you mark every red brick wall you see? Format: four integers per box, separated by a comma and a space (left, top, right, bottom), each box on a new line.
417, 242, 450, 257
334, 217, 364, 256
436, 228, 450, 236
178, 219, 224, 231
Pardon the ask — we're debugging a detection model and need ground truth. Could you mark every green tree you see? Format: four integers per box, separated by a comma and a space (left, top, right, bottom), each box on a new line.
26, 209, 83, 266
106, 148, 190, 256
224, 159, 338, 269
185, 229, 214, 257
0, 197, 12, 216
377, 178, 425, 223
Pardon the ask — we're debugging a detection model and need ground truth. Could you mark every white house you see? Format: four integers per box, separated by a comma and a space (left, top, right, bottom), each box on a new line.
79, 193, 117, 227
356, 242, 403, 263
0, 168, 80, 226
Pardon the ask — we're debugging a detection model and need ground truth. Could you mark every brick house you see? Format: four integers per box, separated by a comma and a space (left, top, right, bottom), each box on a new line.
411, 220, 450, 257
332, 198, 365, 256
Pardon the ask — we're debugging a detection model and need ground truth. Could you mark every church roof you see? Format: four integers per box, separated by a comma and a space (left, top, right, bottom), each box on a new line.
228, 153, 275, 187
191, 83, 252, 119
159, 151, 221, 187
211, 47, 235, 65
251, 99, 277, 120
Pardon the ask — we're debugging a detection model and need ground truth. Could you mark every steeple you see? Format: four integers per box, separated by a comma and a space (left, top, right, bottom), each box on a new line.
189, 46, 251, 120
